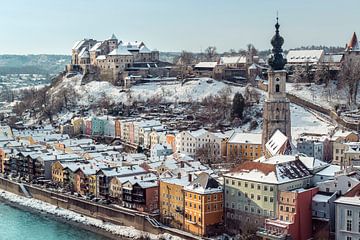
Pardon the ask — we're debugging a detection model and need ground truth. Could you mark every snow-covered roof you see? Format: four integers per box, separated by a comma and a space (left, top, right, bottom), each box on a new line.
194, 62, 218, 69
313, 193, 332, 203
315, 164, 341, 177
226, 157, 313, 185
139, 45, 151, 53
78, 47, 90, 59
184, 172, 222, 194
322, 54, 343, 64
109, 46, 133, 56
228, 132, 262, 145
89, 42, 103, 52
220, 56, 247, 65
287, 50, 324, 64
96, 55, 106, 60
335, 196, 360, 206
188, 128, 208, 138
72, 39, 86, 51
265, 130, 289, 157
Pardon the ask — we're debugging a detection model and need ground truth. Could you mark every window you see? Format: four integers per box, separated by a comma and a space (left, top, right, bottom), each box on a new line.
264, 186, 268, 191
264, 196, 268, 202
346, 237, 351, 240
347, 219, 352, 231
280, 206, 283, 211
257, 185, 261, 190
251, 184, 254, 189
270, 186, 274, 192
245, 182, 248, 188
257, 195, 261, 200
275, 84, 280, 93
347, 210, 352, 217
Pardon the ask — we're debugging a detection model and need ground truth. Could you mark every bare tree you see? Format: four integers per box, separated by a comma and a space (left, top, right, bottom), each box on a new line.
338, 58, 360, 105
204, 46, 217, 61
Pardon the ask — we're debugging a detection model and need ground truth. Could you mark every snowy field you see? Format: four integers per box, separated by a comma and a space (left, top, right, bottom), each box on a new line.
0, 190, 182, 240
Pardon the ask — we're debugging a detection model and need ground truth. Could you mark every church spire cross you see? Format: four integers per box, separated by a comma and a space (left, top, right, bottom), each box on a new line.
268, 15, 287, 70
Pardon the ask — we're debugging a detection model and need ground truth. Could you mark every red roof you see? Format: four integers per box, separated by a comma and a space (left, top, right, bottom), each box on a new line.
231, 161, 275, 175
347, 32, 359, 50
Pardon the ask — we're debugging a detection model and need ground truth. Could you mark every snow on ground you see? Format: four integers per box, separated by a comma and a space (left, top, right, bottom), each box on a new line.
287, 82, 347, 110
54, 74, 252, 105
290, 103, 335, 140
0, 189, 182, 240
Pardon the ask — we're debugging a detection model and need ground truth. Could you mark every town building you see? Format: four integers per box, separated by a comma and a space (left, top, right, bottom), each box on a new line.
183, 172, 223, 236
335, 183, 360, 240
226, 132, 262, 162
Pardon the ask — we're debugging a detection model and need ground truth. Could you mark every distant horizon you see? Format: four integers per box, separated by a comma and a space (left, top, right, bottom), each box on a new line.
0, 0, 359, 54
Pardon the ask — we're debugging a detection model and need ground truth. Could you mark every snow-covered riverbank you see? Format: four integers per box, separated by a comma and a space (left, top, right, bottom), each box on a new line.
0, 189, 183, 240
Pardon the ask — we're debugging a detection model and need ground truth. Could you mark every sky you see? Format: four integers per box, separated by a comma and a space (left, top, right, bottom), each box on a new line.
0, 0, 359, 54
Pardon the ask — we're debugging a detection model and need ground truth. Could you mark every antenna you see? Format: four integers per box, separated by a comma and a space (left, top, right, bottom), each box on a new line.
276, 11, 279, 23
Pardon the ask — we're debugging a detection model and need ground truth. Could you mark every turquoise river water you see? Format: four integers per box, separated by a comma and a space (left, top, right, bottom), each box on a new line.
0, 202, 110, 240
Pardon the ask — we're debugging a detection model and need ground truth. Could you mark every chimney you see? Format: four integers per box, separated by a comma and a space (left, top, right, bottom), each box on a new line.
295, 155, 299, 161
180, 161, 184, 168
177, 173, 181, 179
188, 174, 192, 182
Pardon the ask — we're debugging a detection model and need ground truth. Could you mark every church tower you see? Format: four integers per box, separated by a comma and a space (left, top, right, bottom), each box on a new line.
262, 17, 291, 149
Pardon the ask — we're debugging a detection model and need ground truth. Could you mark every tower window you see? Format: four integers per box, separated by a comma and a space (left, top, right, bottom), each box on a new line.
275, 84, 280, 93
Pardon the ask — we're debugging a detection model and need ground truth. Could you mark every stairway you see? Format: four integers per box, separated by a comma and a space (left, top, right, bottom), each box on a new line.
145, 216, 161, 228
19, 184, 32, 198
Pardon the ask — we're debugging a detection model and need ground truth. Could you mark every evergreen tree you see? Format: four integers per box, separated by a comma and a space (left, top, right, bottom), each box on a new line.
232, 92, 245, 119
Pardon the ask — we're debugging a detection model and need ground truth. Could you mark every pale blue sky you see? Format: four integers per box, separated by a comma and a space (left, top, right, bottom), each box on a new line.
0, 0, 359, 54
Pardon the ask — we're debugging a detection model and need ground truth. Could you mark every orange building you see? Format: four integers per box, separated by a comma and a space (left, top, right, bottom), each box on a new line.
184, 173, 223, 237
115, 119, 121, 137
226, 132, 262, 162
166, 134, 176, 153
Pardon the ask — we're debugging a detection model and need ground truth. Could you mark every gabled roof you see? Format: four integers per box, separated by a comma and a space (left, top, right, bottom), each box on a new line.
139, 45, 151, 53
265, 130, 290, 157
287, 50, 324, 64
220, 56, 247, 65
89, 42, 103, 52
184, 172, 222, 194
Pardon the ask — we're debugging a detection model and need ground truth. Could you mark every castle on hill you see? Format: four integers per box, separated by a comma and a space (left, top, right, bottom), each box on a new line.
68, 34, 159, 84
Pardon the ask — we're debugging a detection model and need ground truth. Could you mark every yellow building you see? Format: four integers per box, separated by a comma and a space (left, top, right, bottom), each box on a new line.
71, 117, 84, 136
184, 173, 223, 237
159, 176, 190, 229
227, 132, 262, 162
52, 161, 66, 185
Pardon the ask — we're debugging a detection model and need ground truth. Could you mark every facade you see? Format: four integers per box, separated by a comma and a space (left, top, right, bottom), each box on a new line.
184, 173, 223, 237
335, 196, 360, 240
223, 155, 316, 234
261, 19, 291, 149
297, 136, 325, 161
159, 176, 190, 229
257, 187, 318, 240
226, 132, 262, 162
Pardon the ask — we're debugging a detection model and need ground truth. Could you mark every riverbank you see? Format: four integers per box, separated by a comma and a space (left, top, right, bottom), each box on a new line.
0, 189, 182, 240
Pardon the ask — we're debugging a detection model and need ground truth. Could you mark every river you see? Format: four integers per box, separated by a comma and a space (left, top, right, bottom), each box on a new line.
0, 202, 110, 240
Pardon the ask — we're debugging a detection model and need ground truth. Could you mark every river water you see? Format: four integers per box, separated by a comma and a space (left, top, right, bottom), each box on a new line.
0, 202, 110, 240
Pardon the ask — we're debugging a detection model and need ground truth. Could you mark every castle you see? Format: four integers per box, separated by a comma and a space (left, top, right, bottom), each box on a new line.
68, 34, 159, 84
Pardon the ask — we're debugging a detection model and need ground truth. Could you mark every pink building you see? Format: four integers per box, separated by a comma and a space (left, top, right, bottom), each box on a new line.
258, 187, 318, 240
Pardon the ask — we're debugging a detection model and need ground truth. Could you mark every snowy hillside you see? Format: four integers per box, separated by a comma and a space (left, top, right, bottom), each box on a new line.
51, 73, 255, 105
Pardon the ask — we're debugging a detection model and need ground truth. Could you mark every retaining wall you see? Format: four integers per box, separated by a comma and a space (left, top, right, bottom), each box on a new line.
0, 178, 197, 239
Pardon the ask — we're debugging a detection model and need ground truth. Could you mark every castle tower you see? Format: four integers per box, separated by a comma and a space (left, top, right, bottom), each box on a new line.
108, 33, 118, 52
262, 17, 291, 150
